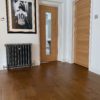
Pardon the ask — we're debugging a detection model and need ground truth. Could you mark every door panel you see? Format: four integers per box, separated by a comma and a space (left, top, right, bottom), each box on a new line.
39, 5, 58, 62
74, 0, 90, 67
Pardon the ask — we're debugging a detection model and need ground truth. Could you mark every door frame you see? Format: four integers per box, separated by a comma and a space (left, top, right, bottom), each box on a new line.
39, 0, 65, 62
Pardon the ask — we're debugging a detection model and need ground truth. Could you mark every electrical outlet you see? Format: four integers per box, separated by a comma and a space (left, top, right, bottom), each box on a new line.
3, 66, 7, 70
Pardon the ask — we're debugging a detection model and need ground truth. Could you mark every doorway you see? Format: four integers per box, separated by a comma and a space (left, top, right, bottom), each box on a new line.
74, 0, 91, 68
39, 5, 58, 63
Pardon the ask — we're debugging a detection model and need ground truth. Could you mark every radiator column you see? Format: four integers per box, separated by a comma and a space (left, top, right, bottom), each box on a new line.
5, 44, 32, 69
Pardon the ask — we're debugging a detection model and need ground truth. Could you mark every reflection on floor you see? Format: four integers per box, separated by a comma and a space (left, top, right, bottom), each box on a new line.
0, 61, 100, 100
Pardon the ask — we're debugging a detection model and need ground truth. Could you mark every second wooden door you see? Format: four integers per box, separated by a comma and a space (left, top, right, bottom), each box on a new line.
74, 0, 90, 67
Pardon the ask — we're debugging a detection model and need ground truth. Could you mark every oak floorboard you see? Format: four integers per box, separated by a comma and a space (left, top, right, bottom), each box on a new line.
0, 62, 100, 100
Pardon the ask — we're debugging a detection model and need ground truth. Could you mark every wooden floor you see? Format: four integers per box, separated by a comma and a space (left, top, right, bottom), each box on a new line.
0, 62, 100, 100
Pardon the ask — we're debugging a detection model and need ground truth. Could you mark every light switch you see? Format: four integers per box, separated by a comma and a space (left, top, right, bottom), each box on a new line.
94, 14, 99, 19
1, 17, 5, 21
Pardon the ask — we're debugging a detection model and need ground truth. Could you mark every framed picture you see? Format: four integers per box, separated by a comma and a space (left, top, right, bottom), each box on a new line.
6, 0, 36, 33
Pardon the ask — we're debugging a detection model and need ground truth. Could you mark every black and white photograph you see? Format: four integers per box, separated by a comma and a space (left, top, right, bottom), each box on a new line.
6, 0, 36, 33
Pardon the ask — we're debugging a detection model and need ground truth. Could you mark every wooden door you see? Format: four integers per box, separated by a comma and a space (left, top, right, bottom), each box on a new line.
74, 0, 90, 67
39, 5, 58, 62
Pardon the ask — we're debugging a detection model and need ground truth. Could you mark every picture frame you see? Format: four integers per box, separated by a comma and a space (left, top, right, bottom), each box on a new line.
6, 0, 37, 33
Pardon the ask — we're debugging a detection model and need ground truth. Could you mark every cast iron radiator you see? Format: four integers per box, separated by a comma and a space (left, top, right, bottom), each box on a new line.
5, 44, 32, 69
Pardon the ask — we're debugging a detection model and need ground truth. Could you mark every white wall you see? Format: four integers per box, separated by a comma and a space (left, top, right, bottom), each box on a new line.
63, 0, 73, 63
0, 0, 74, 70
89, 0, 100, 75
0, 0, 40, 70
